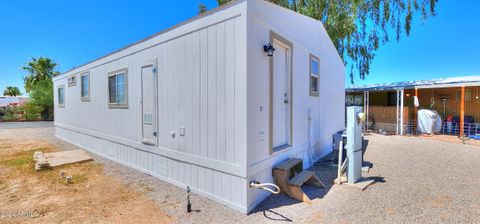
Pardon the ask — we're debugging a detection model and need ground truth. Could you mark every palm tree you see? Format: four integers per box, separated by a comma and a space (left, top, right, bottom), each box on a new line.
3, 86, 21, 96
22, 57, 59, 93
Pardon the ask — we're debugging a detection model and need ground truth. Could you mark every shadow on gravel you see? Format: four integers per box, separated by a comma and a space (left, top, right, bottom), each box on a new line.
251, 138, 379, 221
251, 157, 340, 221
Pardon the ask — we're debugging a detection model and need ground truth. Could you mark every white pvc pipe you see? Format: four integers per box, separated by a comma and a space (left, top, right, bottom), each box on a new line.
400, 89, 404, 135
396, 90, 400, 135
366, 91, 369, 132
337, 139, 343, 185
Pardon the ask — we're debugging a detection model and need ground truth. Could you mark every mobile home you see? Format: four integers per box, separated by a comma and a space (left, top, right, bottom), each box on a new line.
53, 0, 345, 213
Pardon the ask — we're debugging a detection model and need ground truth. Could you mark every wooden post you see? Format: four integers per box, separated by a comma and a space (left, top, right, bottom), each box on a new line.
460, 86, 465, 137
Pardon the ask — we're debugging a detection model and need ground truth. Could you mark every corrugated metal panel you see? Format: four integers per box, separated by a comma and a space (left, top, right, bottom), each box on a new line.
53, 6, 248, 212
55, 14, 245, 164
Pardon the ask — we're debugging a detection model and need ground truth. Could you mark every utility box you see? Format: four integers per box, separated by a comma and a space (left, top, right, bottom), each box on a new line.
346, 106, 363, 183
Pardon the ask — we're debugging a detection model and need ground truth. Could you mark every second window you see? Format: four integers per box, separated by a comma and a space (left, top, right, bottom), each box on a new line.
310, 55, 319, 96
108, 69, 128, 108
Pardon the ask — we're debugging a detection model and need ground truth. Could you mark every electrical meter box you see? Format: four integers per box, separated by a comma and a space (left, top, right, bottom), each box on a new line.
346, 106, 363, 183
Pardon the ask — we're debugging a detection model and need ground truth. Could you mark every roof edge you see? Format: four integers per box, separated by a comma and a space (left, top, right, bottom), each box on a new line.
346, 75, 480, 92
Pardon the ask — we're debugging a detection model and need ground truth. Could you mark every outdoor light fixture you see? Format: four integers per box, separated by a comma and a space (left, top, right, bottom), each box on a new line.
263, 43, 275, 56
357, 112, 366, 124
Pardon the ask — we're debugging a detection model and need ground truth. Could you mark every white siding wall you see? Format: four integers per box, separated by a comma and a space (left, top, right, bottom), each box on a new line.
52, 0, 345, 214
53, 1, 249, 212
245, 0, 345, 212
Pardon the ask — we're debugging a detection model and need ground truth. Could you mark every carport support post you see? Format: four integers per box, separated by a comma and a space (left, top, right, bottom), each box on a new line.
400, 89, 404, 135
363, 91, 369, 132
414, 88, 419, 135
460, 86, 465, 137
396, 90, 400, 135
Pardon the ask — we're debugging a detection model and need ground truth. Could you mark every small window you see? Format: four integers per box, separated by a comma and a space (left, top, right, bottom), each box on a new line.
80, 72, 90, 101
58, 86, 65, 107
68, 75, 76, 87
310, 55, 319, 96
108, 69, 128, 108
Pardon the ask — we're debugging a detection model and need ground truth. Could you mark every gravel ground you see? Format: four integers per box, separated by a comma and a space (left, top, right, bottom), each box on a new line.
2, 125, 479, 223
0, 121, 53, 129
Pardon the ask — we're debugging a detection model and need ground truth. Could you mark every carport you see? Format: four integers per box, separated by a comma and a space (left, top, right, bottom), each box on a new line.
346, 76, 480, 138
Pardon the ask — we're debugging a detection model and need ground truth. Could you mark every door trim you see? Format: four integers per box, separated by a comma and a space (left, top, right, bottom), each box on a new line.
141, 58, 158, 146
269, 31, 293, 154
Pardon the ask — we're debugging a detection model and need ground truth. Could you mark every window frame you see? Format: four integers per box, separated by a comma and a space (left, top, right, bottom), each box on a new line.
58, 85, 65, 108
80, 72, 90, 102
107, 68, 128, 109
309, 54, 320, 97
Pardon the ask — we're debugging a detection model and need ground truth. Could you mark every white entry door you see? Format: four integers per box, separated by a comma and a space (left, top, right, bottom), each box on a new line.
141, 60, 158, 145
272, 40, 291, 149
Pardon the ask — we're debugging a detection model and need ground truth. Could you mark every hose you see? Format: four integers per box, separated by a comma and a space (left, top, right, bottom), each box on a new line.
249, 181, 280, 194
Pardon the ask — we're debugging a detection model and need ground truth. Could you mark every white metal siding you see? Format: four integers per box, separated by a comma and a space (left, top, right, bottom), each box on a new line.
52, 0, 344, 214
245, 0, 345, 212
53, 1, 249, 212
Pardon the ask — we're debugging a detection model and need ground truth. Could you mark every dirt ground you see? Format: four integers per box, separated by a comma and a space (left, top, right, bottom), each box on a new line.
0, 130, 174, 224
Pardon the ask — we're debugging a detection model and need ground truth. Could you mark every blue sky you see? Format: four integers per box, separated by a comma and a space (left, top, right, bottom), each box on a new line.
0, 0, 479, 95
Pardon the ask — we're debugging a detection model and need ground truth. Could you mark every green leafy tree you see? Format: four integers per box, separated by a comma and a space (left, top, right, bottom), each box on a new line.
22, 57, 59, 120
216, 0, 437, 83
3, 86, 21, 96
199, 3, 208, 14
22, 57, 59, 93
27, 79, 54, 120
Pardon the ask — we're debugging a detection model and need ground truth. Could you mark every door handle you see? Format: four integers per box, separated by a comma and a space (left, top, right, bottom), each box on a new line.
153, 132, 157, 137
284, 99, 289, 104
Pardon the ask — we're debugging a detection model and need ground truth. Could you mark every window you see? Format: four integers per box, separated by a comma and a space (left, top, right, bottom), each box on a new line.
108, 69, 128, 108
80, 72, 90, 101
310, 55, 319, 96
68, 75, 76, 87
58, 86, 65, 107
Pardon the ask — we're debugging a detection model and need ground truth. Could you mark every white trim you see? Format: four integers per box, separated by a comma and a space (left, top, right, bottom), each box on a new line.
400, 89, 404, 135
107, 68, 129, 109
140, 58, 158, 146
309, 55, 320, 96
415, 82, 480, 89
80, 72, 90, 102
55, 123, 246, 177
57, 85, 65, 108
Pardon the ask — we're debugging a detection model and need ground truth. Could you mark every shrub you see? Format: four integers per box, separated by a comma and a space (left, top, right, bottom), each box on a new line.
21, 103, 42, 121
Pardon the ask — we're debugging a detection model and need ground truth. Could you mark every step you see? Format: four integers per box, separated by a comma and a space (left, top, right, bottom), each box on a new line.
274, 158, 303, 179
289, 170, 314, 187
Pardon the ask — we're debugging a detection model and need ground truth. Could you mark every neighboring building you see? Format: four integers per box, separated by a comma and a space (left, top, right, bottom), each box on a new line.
0, 96, 29, 108
346, 76, 480, 137
52, 0, 345, 213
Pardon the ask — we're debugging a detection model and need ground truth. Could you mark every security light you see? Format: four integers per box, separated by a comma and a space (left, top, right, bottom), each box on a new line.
263, 43, 275, 57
